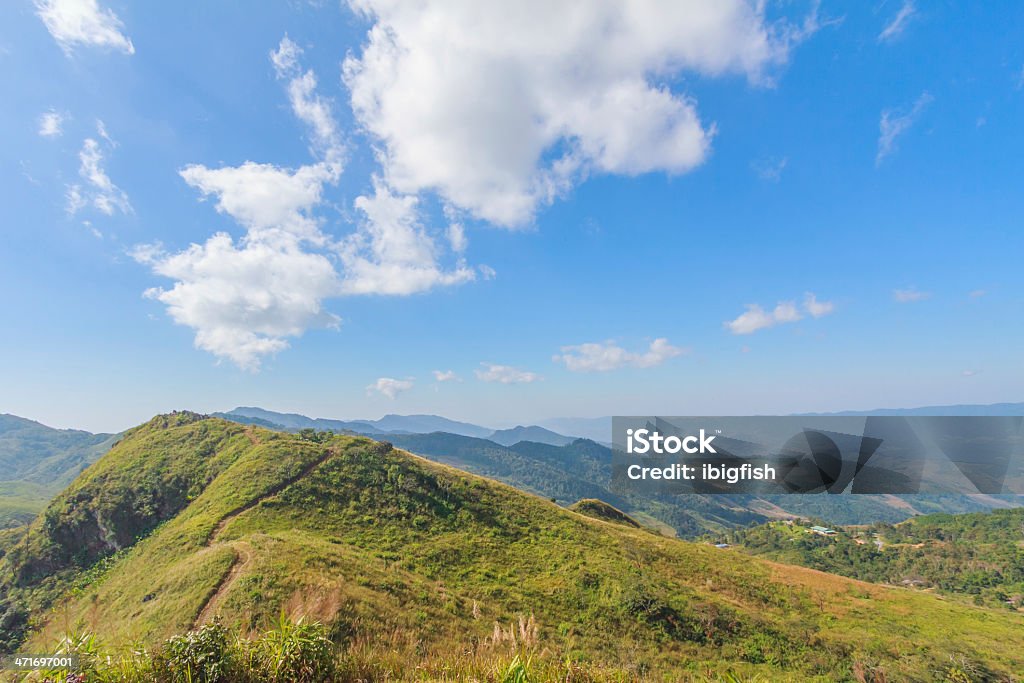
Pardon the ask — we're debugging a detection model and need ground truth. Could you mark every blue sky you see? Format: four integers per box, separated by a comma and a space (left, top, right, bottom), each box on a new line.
2, 1, 1023, 433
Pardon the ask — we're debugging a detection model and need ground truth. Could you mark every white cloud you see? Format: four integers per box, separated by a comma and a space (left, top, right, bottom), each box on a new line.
878, 1, 915, 43
725, 301, 799, 335
38, 110, 65, 137
961, 369, 980, 377
270, 35, 301, 75
877, 93, 932, 165
725, 292, 833, 334
35, 0, 134, 55
475, 363, 540, 384
367, 377, 414, 399
343, 0, 819, 227
132, 234, 340, 371
554, 338, 687, 372
447, 223, 467, 253
727, 306, 779, 334
65, 184, 85, 213
135, 161, 343, 370
893, 287, 930, 303
751, 156, 787, 182
339, 180, 476, 295
82, 220, 102, 239
133, 42, 349, 370
66, 137, 131, 216
95, 118, 115, 146
141, 7, 826, 368
803, 292, 834, 318
433, 369, 459, 382
968, 289, 986, 298
271, 36, 344, 166
137, 39, 478, 370
180, 161, 338, 244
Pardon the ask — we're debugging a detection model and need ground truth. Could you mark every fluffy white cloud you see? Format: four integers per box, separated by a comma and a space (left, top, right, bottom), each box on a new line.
179, 161, 337, 244
893, 287, 930, 303
878, 1, 915, 43
137, 39, 478, 370
725, 293, 833, 334
339, 180, 477, 295
433, 370, 459, 382
35, 0, 134, 54
66, 137, 131, 216
135, 161, 342, 369
475, 363, 540, 384
367, 377, 415, 399
554, 338, 687, 372
134, 42, 348, 370
877, 93, 932, 165
343, 0, 819, 227
38, 110, 65, 137
133, 234, 341, 371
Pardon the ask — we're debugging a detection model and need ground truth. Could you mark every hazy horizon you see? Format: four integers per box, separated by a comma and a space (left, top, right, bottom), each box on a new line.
8, 397, 1024, 436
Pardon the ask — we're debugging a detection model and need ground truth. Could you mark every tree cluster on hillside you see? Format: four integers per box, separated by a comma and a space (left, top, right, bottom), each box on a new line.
726, 509, 1024, 609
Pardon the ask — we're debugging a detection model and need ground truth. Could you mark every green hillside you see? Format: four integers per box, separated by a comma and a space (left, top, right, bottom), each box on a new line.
382, 432, 769, 536
1, 415, 1022, 680
0, 414, 117, 529
725, 508, 1024, 610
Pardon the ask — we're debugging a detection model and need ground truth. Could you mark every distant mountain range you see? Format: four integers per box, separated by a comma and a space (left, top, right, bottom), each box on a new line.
2, 402, 1023, 534
470, 424, 576, 447
215, 406, 575, 445
218, 401, 1024, 448
0, 414, 119, 528
218, 407, 496, 439
800, 402, 1024, 416
0, 414, 116, 483
210, 405, 1024, 536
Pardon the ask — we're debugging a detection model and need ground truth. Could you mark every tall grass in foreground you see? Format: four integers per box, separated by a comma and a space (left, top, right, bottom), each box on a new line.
5, 616, 995, 683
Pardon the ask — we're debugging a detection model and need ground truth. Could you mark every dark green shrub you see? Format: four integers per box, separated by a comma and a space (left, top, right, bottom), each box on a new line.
155, 622, 237, 682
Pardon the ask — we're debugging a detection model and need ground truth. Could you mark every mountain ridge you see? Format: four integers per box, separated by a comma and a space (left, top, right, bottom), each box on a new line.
4, 407, 1023, 537
486, 424, 576, 447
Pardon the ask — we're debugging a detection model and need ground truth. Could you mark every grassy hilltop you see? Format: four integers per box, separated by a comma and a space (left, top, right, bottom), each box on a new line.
1, 413, 1022, 681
